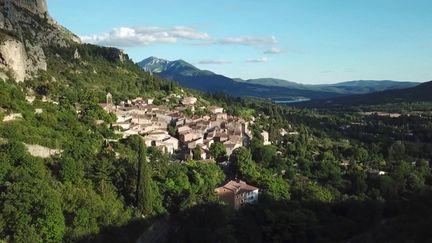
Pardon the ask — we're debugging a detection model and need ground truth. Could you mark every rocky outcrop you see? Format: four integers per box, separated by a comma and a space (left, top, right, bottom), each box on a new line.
1, 0, 48, 17
0, 35, 48, 82
0, 0, 79, 81
73, 48, 81, 60
25, 144, 62, 158
0, 38, 27, 81
2, 113, 23, 122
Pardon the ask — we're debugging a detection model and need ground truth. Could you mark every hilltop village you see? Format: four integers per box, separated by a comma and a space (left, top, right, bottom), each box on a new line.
100, 93, 270, 162
99, 93, 267, 209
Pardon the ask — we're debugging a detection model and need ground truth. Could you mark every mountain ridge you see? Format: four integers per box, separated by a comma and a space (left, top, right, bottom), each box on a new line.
138, 57, 346, 99
138, 56, 420, 99
297, 80, 432, 107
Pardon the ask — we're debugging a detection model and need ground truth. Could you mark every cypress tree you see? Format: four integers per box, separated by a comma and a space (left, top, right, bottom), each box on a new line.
136, 137, 153, 215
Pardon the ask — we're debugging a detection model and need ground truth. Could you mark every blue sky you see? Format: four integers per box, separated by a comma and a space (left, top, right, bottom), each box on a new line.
48, 0, 432, 84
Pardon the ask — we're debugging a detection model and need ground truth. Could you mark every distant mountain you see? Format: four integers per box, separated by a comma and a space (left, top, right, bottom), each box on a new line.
138, 57, 343, 99
317, 80, 420, 94
138, 57, 214, 76
236, 78, 419, 95
138, 57, 420, 100
234, 78, 308, 90
137, 56, 170, 73
298, 81, 432, 107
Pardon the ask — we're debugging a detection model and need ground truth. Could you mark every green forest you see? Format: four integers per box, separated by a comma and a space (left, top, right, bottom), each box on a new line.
1, 43, 432, 243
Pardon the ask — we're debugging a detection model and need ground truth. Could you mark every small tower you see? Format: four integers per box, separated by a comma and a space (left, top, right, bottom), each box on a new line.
106, 92, 113, 107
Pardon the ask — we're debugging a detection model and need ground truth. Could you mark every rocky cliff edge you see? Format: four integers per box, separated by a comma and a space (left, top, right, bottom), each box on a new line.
0, 0, 80, 82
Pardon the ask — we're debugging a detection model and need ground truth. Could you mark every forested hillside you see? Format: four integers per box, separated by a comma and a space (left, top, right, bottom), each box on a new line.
2, 43, 432, 242
1, 1, 432, 243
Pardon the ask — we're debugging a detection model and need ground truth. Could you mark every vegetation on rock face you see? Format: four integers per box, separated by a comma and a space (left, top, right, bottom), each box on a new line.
32, 43, 178, 104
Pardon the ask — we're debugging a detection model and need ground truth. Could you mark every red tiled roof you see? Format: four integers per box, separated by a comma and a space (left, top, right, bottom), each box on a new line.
218, 180, 258, 194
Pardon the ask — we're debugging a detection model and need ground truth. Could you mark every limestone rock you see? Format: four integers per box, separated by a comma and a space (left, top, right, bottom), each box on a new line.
1, 0, 48, 17
0, 11, 5, 29
25, 144, 62, 158
0, 38, 27, 82
0, 0, 80, 82
73, 48, 81, 60
24, 39, 47, 72
3, 113, 23, 122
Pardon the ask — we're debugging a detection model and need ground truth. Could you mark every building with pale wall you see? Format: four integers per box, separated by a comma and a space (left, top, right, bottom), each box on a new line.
215, 180, 259, 210
261, 131, 271, 145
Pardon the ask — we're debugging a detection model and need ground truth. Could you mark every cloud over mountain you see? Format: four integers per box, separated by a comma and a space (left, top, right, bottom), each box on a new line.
80, 26, 210, 47
80, 26, 277, 48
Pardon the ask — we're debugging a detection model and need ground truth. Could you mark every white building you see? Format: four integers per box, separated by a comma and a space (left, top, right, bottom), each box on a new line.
261, 131, 271, 145
209, 106, 224, 114
181, 97, 197, 106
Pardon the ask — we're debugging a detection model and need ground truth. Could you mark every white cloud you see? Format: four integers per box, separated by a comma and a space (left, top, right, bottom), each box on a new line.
264, 47, 282, 54
217, 36, 277, 46
80, 26, 210, 47
163, 26, 210, 40
80, 26, 277, 48
198, 59, 231, 65
246, 57, 268, 63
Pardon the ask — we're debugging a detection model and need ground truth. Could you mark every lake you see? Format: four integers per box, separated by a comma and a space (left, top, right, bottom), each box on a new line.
273, 98, 311, 104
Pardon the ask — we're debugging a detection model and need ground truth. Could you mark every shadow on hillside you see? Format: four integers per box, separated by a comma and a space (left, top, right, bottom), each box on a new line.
76, 216, 155, 243
78, 190, 432, 243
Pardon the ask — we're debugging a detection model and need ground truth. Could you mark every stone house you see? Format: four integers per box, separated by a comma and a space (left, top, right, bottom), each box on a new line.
215, 180, 259, 210
209, 106, 224, 114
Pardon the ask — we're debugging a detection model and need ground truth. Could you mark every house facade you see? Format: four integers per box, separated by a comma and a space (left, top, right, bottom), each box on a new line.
215, 180, 259, 210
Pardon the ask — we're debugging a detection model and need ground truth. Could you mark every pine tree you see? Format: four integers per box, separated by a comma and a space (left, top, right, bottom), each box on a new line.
136, 137, 153, 215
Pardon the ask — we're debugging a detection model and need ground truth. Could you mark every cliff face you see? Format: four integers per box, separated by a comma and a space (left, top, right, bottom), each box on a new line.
0, 0, 79, 82
18, 0, 48, 16
0, 38, 28, 82
0, 0, 48, 17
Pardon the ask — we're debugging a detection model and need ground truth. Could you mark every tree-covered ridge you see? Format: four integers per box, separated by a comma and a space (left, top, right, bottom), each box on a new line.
25, 43, 179, 105
138, 57, 421, 100
298, 80, 432, 107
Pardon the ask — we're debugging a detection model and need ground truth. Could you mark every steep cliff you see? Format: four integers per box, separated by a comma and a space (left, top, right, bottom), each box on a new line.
1, 0, 48, 17
0, 0, 80, 82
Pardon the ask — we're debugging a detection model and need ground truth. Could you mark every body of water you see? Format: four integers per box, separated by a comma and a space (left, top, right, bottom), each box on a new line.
273, 98, 311, 104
